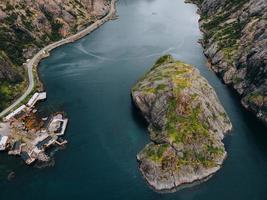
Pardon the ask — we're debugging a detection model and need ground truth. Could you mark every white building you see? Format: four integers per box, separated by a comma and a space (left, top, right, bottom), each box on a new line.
4, 105, 26, 121
26, 92, 47, 108
0, 135, 8, 150
26, 93, 39, 108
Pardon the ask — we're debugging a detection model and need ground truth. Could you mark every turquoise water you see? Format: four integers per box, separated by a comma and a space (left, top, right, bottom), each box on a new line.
1, 0, 267, 199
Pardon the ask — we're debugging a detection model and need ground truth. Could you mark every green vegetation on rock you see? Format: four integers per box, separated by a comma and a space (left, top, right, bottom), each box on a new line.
132, 55, 232, 190
190, 0, 267, 125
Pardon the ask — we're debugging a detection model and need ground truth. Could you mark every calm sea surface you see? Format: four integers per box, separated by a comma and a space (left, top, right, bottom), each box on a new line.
1, 0, 267, 199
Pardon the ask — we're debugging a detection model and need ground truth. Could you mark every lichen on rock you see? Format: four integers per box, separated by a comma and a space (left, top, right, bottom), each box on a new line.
132, 55, 232, 191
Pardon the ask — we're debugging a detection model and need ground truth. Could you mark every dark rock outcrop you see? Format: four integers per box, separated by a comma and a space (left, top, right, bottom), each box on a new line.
132, 55, 232, 191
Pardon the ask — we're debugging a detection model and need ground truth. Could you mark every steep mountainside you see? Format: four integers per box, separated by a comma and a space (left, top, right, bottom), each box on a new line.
187, 0, 267, 125
132, 55, 232, 191
0, 0, 110, 110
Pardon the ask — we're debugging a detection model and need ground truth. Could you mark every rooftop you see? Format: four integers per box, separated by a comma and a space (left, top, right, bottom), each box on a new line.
21, 151, 30, 161
36, 136, 53, 149
12, 141, 21, 151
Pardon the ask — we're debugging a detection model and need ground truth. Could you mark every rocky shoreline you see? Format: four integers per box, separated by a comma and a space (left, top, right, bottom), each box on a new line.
186, 0, 267, 125
132, 55, 232, 191
137, 150, 227, 192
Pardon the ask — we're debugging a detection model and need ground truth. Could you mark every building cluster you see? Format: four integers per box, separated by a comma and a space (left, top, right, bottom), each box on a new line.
0, 92, 68, 165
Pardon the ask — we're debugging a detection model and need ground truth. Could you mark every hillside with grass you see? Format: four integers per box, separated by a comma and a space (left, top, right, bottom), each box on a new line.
187, 0, 267, 125
0, 0, 110, 111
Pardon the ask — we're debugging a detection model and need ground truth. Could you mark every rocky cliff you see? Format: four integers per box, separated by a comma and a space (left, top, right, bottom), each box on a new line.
132, 55, 232, 191
187, 0, 267, 125
0, 0, 110, 110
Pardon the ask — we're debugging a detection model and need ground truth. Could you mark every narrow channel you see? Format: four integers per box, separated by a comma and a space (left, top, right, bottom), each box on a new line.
0, 0, 267, 199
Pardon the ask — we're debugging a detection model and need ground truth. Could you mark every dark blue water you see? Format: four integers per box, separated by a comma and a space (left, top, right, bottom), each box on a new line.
1, 0, 267, 199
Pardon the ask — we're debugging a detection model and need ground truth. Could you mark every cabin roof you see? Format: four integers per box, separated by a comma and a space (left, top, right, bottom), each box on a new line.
0, 135, 8, 145
36, 136, 52, 149
21, 151, 30, 161
12, 141, 21, 150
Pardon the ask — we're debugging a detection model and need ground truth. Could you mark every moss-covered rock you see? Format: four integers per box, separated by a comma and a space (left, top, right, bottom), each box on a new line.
132, 55, 232, 191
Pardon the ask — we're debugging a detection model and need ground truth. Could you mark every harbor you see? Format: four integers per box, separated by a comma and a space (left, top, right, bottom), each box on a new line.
0, 0, 116, 167
0, 92, 68, 165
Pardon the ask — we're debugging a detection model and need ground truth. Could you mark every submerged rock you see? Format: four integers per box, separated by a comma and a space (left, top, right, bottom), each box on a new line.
7, 171, 15, 181
132, 55, 232, 191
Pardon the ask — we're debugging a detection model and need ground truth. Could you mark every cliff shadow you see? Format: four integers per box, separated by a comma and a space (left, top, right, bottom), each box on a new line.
130, 98, 149, 131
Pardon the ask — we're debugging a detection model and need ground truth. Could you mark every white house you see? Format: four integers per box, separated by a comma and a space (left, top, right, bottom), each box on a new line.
26, 93, 39, 108
0, 135, 8, 150
4, 105, 26, 121
26, 92, 47, 108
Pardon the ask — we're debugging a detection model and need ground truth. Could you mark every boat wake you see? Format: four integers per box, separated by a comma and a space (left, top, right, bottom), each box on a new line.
76, 43, 177, 61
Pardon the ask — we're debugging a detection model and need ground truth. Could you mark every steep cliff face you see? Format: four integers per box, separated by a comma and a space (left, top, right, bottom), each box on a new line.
187, 0, 267, 124
132, 55, 232, 191
0, 0, 110, 110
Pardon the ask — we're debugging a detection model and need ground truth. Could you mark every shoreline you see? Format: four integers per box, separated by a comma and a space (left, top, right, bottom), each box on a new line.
138, 152, 227, 193
186, 0, 267, 126
0, 0, 117, 119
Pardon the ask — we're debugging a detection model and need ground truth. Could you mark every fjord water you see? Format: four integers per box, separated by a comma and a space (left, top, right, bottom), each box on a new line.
1, 0, 267, 199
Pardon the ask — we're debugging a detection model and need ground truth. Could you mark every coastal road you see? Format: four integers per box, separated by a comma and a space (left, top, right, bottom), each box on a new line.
0, 0, 116, 118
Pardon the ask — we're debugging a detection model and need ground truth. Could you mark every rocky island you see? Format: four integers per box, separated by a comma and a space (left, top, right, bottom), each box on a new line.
132, 55, 232, 191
